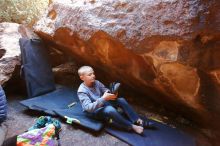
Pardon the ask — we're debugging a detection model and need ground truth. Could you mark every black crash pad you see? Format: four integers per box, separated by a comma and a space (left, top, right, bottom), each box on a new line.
20, 86, 195, 145
20, 86, 103, 131
19, 38, 55, 98
106, 119, 195, 146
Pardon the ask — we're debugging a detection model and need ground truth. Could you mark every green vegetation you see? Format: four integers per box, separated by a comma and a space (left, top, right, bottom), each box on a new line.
0, 0, 50, 25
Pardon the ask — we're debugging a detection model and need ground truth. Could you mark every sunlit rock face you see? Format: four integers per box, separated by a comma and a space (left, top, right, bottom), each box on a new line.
34, 0, 220, 127
0, 23, 34, 86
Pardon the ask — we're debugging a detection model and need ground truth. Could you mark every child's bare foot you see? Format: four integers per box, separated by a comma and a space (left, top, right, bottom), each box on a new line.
132, 124, 144, 134
136, 118, 143, 125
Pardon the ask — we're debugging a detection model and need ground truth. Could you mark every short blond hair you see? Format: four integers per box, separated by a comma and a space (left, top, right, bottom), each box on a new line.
78, 66, 94, 76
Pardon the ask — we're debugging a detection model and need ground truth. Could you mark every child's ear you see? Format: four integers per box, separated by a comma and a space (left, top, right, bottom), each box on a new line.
80, 75, 84, 80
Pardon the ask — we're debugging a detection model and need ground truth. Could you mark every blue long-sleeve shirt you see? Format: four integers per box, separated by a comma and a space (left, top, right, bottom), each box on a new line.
77, 80, 109, 113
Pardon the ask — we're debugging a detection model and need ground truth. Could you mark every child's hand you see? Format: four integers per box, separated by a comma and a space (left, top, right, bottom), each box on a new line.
102, 91, 117, 101
115, 92, 118, 98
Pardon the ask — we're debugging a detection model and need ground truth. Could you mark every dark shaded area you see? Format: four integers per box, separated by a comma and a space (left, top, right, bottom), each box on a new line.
0, 49, 6, 58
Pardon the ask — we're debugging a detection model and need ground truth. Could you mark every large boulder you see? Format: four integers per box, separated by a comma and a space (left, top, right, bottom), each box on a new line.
0, 22, 35, 86
0, 23, 22, 86
33, 0, 220, 129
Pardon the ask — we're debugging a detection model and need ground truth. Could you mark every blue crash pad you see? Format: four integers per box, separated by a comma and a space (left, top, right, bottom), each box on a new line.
106, 119, 195, 146
20, 86, 103, 131
19, 38, 55, 98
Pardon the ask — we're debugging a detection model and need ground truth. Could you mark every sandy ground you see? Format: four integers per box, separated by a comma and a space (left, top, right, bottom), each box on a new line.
2, 92, 212, 146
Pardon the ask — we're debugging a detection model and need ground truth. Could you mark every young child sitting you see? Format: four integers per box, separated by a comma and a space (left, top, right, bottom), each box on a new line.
77, 66, 149, 134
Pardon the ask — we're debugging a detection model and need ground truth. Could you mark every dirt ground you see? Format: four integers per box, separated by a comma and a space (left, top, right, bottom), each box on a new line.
2, 92, 212, 146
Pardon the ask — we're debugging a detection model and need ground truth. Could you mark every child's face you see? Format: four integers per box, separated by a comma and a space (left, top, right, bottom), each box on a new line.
80, 69, 96, 86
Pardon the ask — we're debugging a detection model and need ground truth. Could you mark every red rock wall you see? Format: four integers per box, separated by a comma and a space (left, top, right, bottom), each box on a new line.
33, 0, 220, 128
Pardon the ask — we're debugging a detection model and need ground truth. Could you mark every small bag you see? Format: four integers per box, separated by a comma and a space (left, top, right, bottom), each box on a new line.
17, 124, 56, 146
17, 116, 61, 146
28, 116, 61, 132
